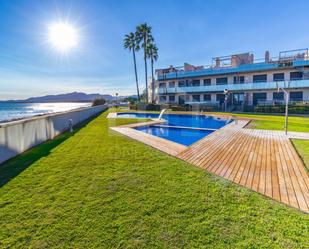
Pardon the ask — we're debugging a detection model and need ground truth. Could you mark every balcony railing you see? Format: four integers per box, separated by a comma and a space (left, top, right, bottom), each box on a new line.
157, 58, 309, 80
157, 79, 309, 94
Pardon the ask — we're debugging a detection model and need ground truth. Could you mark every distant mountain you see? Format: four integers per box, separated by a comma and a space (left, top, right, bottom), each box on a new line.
1, 92, 116, 103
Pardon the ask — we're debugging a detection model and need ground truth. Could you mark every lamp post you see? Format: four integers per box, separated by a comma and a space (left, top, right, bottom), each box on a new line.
223, 89, 228, 112
276, 82, 289, 135
115, 92, 119, 110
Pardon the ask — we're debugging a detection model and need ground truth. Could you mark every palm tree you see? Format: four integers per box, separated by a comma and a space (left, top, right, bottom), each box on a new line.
136, 23, 152, 102
124, 32, 140, 101
147, 43, 158, 103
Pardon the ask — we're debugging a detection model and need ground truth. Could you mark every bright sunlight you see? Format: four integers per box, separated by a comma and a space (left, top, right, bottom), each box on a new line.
48, 22, 78, 52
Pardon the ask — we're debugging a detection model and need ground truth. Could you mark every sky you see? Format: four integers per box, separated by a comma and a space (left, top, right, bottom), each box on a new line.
0, 0, 309, 100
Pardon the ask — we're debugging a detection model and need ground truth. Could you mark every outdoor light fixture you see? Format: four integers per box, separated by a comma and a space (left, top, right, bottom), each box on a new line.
223, 89, 229, 112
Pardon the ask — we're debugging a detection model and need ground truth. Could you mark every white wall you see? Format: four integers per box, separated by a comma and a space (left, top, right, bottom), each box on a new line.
0, 105, 107, 164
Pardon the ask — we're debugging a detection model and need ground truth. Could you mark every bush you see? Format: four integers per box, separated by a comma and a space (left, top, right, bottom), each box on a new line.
254, 105, 309, 114
145, 103, 161, 111
92, 98, 106, 107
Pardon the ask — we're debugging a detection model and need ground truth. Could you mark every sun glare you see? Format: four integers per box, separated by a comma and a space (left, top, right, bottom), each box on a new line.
48, 22, 78, 52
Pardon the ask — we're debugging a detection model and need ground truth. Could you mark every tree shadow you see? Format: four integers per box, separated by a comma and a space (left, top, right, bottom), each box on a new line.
0, 112, 103, 188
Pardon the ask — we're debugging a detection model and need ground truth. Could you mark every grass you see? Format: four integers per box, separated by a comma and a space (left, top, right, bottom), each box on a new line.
192, 111, 309, 132
292, 139, 309, 171
229, 113, 309, 132
0, 110, 309, 248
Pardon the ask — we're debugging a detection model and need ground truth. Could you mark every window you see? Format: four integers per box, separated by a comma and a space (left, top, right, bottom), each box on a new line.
290, 72, 303, 80
216, 94, 225, 104
216, 77, 228, 85
203, 78, 211, 86
159, 83, 166, 88
192, 79, 200, 86
253, 74, 267, 83
203, 94, 211, 101
178, 95, 185, 105
233, 76, 244, 84
169, 95, 175, 102
192, 95, 201, 102
290, 91, 303, 101
178, 80, 186, 87
168, 81, 175, 88
233, 93, 244, 105
253, 93, 267, 105
273, 73, 284, 81
273, 92, 284, 101
159, 95, 167, 102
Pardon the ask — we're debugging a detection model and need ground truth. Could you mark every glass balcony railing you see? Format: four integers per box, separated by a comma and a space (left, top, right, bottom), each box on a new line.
157, 79, 309, 94
157, 59, 309, 80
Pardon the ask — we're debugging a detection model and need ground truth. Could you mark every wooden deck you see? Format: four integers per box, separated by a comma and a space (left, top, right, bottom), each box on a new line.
111, 116, 309, 213
178, 120, 309, 213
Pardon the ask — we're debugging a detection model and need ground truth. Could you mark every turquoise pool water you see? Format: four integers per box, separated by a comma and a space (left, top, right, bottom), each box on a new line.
117, 112, 230, 146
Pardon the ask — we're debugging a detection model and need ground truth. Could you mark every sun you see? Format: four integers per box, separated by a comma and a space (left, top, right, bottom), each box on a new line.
48, 22, 78, 52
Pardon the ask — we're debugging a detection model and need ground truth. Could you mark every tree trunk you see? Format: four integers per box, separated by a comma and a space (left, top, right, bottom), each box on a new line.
151, 57, 155, 103
144, 36, 148, 103
132, 47, 140, 101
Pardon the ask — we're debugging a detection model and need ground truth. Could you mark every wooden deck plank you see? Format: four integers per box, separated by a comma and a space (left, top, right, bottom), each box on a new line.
252, 130, 265, 193
269, 131, 281, 202
236, 129, 259, 186
273, 131, 289, 205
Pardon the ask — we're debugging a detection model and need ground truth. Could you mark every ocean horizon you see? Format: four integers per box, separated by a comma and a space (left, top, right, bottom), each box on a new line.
0, 102, 91, 123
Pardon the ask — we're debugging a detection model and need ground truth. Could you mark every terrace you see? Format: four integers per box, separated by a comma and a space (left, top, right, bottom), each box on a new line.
157, 48, 309, 80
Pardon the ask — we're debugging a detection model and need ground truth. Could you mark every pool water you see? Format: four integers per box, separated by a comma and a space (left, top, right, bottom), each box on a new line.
135, 126, 213, 146
117, 112, 231, 146
117, 112, 228, 129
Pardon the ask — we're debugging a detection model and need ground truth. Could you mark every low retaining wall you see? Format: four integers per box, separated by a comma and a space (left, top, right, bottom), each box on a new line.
0, 105, 107, 164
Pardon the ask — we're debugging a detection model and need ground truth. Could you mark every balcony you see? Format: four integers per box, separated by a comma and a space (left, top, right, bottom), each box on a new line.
157, 59, 309, 80
157, 79, 309, 94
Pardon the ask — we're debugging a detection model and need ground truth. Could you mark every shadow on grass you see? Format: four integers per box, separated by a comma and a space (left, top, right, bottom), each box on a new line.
0, 111, 104, 188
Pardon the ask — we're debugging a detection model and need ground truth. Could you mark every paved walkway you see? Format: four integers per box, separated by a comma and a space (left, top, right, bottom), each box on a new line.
178, 120, 309, 213
287, 131, 309, 140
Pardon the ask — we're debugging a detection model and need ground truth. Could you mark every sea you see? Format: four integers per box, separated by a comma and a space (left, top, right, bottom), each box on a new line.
0, 102, 91, 123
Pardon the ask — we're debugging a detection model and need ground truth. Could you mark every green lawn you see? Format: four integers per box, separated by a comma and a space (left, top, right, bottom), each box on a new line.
231, 113, 309, 132
292, 139, 309, 171
0, 110, 309, 248
199, 111, 309, 132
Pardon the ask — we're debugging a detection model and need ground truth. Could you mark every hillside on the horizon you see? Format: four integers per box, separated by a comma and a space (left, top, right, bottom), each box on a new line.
1, 92, 133, 103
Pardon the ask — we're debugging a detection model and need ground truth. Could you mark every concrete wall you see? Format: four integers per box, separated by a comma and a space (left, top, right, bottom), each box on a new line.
0, 105, 107, 164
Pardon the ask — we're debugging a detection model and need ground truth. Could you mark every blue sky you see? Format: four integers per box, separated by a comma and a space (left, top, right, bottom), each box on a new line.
0, 0, 309, 100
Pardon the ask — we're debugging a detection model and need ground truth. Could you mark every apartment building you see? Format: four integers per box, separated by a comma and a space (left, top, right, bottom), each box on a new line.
152, 49, 309, 109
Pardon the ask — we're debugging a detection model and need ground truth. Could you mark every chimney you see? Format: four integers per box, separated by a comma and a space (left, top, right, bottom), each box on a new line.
250, 54, 254, 63
215, 57, 220, 67
231, 55, 238, 67
265, 50, 270, 63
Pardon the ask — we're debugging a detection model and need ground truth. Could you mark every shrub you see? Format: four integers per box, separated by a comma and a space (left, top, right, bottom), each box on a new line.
92, 98, 106, 107
254, 105, 309, 114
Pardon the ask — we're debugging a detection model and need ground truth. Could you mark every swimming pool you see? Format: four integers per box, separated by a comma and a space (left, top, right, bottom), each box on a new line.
135, 125, 213, 146
116, 112, 231, 146
117, 112, 229, 129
